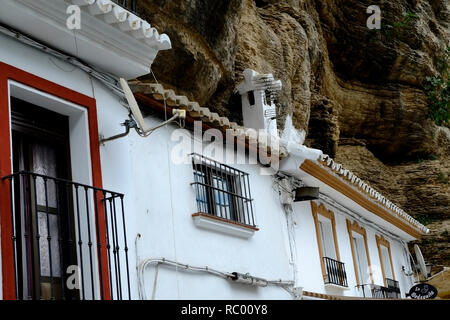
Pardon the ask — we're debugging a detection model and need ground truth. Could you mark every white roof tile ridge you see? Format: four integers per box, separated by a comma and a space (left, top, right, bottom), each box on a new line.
318, 154, 429, 234
71, 0, 172, 51
132, 81, 283, 155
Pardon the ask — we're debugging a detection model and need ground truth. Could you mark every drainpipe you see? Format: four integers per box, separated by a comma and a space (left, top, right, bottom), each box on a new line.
275, 176, 299, 287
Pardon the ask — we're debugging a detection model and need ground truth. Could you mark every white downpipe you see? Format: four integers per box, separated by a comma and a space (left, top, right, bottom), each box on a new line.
283, 204, 298, 286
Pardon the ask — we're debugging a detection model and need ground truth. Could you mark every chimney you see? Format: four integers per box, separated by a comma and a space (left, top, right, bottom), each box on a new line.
236, 69, 282, 138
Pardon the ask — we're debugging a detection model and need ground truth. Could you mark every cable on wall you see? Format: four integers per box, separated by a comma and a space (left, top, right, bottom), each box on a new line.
135, 235, 295, 300
0, 23, 128, 107
318, 192, 409, 245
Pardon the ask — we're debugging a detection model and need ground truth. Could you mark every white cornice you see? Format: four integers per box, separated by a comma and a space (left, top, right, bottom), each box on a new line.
0, 0, 171, 78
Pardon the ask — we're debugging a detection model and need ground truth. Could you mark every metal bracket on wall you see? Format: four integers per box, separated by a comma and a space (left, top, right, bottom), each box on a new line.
99, 118, 137, 145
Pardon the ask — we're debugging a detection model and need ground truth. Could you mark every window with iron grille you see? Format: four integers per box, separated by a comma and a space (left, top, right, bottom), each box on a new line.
190, 154, 255, 228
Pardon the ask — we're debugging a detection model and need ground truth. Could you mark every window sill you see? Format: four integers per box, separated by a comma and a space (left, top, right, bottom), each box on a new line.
192, 213, 259, 238
324, 283, 350, 291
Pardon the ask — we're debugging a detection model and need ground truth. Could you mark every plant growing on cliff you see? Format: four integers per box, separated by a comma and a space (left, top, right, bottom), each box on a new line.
425, 47, 450, 126
437, 171, 449, 184
367, 10, 418, 43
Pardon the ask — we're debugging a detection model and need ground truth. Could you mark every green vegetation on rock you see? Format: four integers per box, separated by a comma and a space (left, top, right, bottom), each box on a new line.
425, 47, 450, 126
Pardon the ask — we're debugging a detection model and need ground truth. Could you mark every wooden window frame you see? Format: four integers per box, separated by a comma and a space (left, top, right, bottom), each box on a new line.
346, 220, 374, 287
375, 235, 396, 287
311, 202, 341, 281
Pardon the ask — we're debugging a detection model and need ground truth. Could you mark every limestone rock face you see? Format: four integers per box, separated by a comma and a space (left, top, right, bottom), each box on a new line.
137, 0, 450, 267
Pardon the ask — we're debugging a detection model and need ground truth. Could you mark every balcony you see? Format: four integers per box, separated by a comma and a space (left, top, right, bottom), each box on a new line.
381, 278, 401, 298
357, 279, 401, 299
2, 171, 131, 300
323, 257, 348, 288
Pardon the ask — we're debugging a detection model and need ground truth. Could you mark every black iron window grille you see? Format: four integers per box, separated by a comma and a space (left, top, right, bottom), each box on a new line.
112, 0, 138, 14
323, 257, 348, 287
2, 171, 131, 300
190, 153, 256, 228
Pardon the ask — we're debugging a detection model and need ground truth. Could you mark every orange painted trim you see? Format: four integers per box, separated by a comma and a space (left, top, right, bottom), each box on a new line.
311, 201, 341, 281
0, 62, 111, 299
192, 213, 260, 231
346, 220, 374, 286
300, 160, 422, 239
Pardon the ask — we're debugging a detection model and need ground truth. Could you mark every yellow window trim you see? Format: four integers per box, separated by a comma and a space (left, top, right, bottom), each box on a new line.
311, 201, 341, 281
346, 219, 374, 287
375, 234, 396, 287
300, 160, 422, 239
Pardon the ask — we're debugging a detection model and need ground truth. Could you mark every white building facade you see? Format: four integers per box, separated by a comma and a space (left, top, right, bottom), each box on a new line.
0, 0, 428, 300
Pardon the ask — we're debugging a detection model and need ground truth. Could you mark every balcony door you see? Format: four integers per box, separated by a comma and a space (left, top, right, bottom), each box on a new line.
318, 219, 337, 260
11, 97, 78, 300
352, 236, 370, 286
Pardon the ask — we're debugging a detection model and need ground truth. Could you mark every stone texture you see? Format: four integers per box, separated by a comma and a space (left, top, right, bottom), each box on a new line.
136, 0, 450, 267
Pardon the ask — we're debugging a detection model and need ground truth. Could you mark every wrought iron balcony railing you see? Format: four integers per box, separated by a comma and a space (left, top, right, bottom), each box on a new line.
112, 0, 139, 14
384, 278, 401, 298
323, 257, 348, 287
357, 279, 401, 299
2, 171, 131, 300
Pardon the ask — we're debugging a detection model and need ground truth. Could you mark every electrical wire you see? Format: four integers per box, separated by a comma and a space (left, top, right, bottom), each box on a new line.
0, 23, 128, 107
137, 257, 296, 300
0, 22, 188, 139
274, 175, 420, 292
318, 192, 410, 245
135, 235, 295, 300
134, 114, 180, 137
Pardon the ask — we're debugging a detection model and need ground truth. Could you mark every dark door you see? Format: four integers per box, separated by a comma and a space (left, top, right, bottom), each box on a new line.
11, 98, 78, 300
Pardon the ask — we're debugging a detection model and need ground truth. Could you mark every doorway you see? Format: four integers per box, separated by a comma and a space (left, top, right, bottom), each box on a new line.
11, 97, 78, 300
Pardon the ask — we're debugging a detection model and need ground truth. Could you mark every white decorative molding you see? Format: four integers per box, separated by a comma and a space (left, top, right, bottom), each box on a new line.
192, 214, 257, 239
0, 0, 171, 79
318, 154, 429, 234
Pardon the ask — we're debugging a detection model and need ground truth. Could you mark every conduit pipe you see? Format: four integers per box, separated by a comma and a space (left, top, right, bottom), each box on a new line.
137, 257, 294, 300
135, 235, 294, 300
